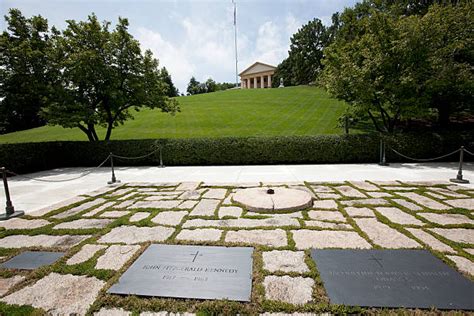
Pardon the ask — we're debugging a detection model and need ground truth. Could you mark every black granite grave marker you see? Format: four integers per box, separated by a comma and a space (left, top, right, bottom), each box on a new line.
311, 249, 474, 310
109, 244, 253, 301
1, 251, 64, 270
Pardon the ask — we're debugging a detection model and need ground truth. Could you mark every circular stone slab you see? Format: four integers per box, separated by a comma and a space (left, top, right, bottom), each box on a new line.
232, 187, 312, 212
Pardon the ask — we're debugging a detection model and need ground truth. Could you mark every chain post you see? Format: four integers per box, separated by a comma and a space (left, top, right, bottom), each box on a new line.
378, 139, 389, 166
107, 153, 121, 185
158, 146, 165, 168
0, 167, 24, 221
450, 146, 469, 184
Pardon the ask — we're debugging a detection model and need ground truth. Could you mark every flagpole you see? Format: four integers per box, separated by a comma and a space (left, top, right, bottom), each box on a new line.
233, 0, 238, 88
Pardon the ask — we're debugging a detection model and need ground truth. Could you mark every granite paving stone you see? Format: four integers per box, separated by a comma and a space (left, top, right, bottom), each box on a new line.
109, 188, 134, 197
428, 228, 474, 244
344, 207, 375, 217
225, 229, 287, 247
425, 192, 447, 200
316, 193, 342, 199
95, 308, 131, 316
180, 190, 205, 200
464, 249, 474, 255
370, 181, 401, 186
189, 199, 221, 216
262, 250, 309, 273
182, 217, 299, 228
67, 244, 108, 265
391, 199, 423, 211
0, 218, 50, 230
374, 207, 424, 225
98, 226, 174, 244
202, 189, 227, 200
397, 192, 450, 210
129, 212, 150, 222
310, 185, 334, 193
263, 276, 314, 305
96, 245, 141, 270
304, 220, 352, 230
292, 230, 371, 250
349, 181, 380, 191
354, 218, 420, 248
1, 273, 105, 316
99, 211, 131, 218
115, 200, 136, 209
383, 186, 418, 191
130, 200, 181, 209
176, 182, 200, 191
219, 206, 243, 218
340, 198, 389, 206
51, 198, 107, 219
151, 211, 188, 226
405, 228, 455, 253
31, 196, 88, 217
0, 276, 25, 296
117, 192, 137, 201
430, 187, 469, 198
54, 218, 113, 230
334, 185, 367, 198
444, 199, 474, 210
307, 210, 346, 222
0, 234, 90, 250
367, 192, 393, 198
447, 255, 474, 275
176, 228, 222, 242
417, 213, 474, 225
312, 200, 338, 210
177, 200, 198, 209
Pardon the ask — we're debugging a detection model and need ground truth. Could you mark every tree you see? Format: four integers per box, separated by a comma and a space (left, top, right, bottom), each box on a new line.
288, 18, 329, 85
205, 78, 217, 93
272, 57, 293, 87
0, 9, 51, 133
187, 76, 201, 95
42, 14, 179, 141
160, 67, 178, 97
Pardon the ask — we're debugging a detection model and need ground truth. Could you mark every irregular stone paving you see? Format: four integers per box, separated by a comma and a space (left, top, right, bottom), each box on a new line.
292, 230, 371, 250
334, 185, 367, 198
0, 218, 50, 230
83, 201, 116, 217
405, 228, 454, 253
67, 244, 108, 265
262, 251, 309, 273
344, 207, 374, 217
367, 192, 392, 198
98, 226, 174, 244
129, 212, 150, 222
31, 195, 88, 217
130, 200, 181, 209
417, 213, 474, 225
0, 276, 25, 296
428, 228, 474, 244
447, 256, 474, 276
263, 276, 314, 305
354, 218, 420, 248
374, 207, 424, 225
176, 182, 200, 191
316, 193, 341, 199
307, 210, 345, 222
310, 185, 334, 193
340, 198, 389, 206
180, 190, 204, 200
176, 228, 222, 242
151, 211, 188, 226
95, 308, 131, 316
115, 200, 136, 209
51, 198, 107, 219
0, 234, 90, 250
190, 199, 220, 216
96, 245, 141, 270
54, 218, 113, 230
202, 188, 227, 199
177, 200, 198, 209
312, 200, 338, 209
397, 192, 450, 210
225, 229, 287, 247
349, 181, 380, 191
391, 199, 423, 211
2, 273, 105, 316
183, 217, 299, 228
430, 187, 469, 198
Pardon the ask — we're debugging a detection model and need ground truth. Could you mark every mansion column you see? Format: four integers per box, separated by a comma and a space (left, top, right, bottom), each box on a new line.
267, 75, 272, 88
252, 77, 256, 89
260, 76, 264, 88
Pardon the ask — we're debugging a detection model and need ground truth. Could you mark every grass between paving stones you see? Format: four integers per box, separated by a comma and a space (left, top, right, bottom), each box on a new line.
0, 182, 473, 315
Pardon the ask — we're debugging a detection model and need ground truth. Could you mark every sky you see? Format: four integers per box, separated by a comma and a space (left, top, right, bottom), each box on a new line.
1, 0, 358, 93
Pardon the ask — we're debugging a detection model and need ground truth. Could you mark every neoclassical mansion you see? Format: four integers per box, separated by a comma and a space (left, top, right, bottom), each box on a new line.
239, 62, 276, 89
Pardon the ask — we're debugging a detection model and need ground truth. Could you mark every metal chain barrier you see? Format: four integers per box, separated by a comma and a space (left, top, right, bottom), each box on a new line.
390, 147, 461, 162
464, 148, 474, 156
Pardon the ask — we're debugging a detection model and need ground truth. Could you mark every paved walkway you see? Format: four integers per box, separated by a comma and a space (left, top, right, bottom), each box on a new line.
1, 162, 473, 214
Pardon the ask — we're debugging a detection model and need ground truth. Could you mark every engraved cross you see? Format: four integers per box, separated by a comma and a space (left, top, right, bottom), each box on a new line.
190, 251, 203, 262
369, 255, 383, 268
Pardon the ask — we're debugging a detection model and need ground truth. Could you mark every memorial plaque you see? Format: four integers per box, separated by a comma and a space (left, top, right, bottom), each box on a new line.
311, 249, 474, 310
1, 251, 65, 270
109, 244, 253, 301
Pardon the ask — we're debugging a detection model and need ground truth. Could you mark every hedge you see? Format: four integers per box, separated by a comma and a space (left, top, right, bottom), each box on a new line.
0, 132, 473, 174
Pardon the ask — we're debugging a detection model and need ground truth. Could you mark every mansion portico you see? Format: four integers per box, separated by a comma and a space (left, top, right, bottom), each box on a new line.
239, 62, 276, 89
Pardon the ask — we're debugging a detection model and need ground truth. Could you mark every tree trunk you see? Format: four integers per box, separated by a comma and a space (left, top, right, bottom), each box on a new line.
104, 120, 113, 141
77, 124, 95, 141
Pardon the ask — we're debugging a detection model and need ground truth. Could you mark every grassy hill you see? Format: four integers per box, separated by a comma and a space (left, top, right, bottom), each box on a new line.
0, 86, 351, 143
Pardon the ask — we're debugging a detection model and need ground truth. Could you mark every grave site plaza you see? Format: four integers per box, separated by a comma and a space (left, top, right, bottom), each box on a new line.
0, 179, 473, 315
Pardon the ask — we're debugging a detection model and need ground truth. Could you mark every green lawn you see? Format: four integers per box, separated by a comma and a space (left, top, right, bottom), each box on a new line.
0, 86, 351, 143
